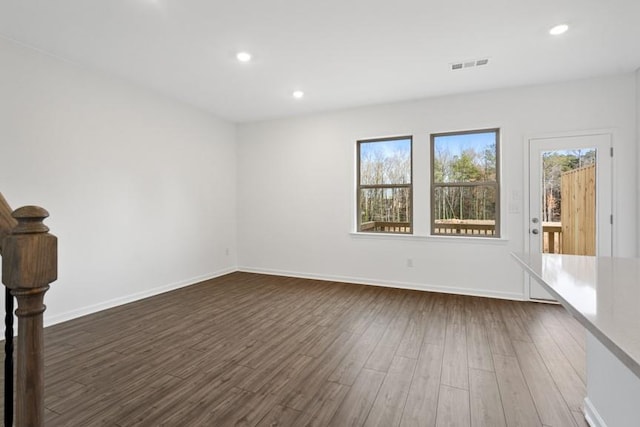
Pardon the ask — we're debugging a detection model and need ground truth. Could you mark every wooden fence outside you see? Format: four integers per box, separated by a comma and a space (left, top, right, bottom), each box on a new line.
560, 164, 596, 256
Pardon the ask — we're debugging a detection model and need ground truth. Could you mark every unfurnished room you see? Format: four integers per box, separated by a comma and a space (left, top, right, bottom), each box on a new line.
1, 1, 639, 426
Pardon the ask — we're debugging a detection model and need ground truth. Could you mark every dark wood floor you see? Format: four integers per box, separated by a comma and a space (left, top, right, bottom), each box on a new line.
3, 272, 588, 426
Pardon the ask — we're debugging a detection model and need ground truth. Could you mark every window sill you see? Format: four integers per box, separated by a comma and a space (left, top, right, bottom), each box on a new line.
350, 231, 510, 244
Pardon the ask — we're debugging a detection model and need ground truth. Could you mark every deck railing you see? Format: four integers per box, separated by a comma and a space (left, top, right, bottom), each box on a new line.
361, 220, 563, 252
433, 223, 496, 236
361, 221, 412, 233
543, 222, 562, 254
361, 221, 496, 235
0, 192, 57, 427
361, 221, 497, 236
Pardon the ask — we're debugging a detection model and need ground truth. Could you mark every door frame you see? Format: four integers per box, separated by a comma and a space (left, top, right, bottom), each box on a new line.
523, 128, 615, 301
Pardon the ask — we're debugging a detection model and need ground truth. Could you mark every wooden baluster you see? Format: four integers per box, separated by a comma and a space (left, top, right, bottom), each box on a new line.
0, 192, 18, 427
4, 286, 14, 427
2, 206, 57, 427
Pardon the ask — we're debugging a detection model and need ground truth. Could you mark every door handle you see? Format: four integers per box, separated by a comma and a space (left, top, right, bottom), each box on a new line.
531, 229, 539, 235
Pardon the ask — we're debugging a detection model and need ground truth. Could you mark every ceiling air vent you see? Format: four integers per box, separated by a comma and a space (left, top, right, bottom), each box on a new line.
451, 58, 490, 71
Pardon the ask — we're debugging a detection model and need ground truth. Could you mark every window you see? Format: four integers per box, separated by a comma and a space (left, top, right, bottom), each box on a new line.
431, 129, 500, 237
357, 136, 412, 233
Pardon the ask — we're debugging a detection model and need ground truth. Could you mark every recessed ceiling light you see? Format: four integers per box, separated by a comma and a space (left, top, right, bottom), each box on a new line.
549, 24, 569, 35
292, 90, 304, 99
236, 52, 252, 62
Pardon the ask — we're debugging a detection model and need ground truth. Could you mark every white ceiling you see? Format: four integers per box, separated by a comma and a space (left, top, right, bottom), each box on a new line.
1, 0, 639, 122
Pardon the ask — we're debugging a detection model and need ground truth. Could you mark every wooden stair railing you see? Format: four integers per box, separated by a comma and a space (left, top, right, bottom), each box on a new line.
1, 193, 17, 427
0, 193, 16, 245
0, 193, 57, 427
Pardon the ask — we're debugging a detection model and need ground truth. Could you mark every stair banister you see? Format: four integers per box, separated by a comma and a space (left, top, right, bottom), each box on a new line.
0, 192, 57, 427
1, 192, 17, 427
0, 193, 16, 245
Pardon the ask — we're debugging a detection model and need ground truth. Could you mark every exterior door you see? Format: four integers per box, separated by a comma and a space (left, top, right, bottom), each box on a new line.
528, 132, 612, 300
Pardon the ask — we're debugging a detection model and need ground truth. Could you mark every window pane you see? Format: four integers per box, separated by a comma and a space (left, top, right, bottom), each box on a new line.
541, 148, 596, 222
359, 187, 411, 233
360, 138, 411, 185
433, 186, 496, 235
433, 131, 497, 183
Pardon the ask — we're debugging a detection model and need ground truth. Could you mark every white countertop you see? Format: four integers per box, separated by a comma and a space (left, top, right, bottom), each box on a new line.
512, 252, 640, 378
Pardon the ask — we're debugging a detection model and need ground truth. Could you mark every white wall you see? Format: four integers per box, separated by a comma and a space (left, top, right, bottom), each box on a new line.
1, 36, 635, 324
237, 74, 637, 299
0, 37, 238, 325
637, 68, 640, 256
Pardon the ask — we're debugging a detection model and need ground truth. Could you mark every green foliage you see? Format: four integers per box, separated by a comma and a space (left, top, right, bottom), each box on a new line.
452, 150, 481, 182
433, 143, 497, 222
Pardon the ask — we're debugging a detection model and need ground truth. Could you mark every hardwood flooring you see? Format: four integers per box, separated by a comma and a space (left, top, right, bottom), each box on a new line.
1, 272, 588, 426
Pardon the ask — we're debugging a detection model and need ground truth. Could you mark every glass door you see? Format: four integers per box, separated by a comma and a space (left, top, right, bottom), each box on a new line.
528, 133, 612, 300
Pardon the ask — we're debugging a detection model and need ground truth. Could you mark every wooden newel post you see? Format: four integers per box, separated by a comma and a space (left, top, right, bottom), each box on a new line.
2, 206, 57, 427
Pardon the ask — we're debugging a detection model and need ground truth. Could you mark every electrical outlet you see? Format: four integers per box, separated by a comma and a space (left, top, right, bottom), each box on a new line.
406, 258, 413, 268
225, 248, 230, 256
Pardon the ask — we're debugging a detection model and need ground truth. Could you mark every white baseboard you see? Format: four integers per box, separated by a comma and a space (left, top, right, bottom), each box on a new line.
43, 267, 237, 327
237, 266, 525, 301
584, 397, 607, 427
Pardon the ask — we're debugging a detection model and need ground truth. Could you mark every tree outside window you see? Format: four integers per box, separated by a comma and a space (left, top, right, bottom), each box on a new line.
357, 137, 412, 234
431, 129, 500, 237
